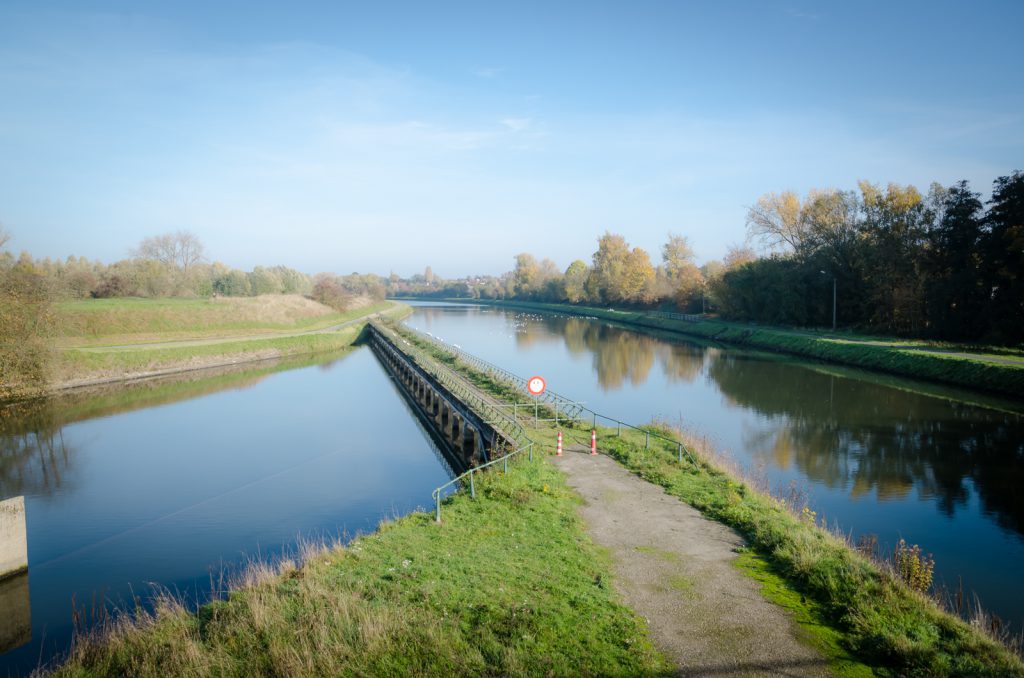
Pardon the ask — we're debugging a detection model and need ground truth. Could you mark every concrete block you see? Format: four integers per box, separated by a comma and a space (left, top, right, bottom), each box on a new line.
1, 496, 28, 578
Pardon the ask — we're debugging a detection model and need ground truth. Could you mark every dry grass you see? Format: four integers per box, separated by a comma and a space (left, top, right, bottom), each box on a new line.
206, 295, 336, 324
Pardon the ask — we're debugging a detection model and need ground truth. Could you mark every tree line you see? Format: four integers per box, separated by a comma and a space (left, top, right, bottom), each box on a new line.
0, 229, 387, 399
399, 170, 1022, 344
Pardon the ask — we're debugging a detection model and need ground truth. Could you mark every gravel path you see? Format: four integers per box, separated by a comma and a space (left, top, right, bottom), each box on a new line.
554, 448, 833, 677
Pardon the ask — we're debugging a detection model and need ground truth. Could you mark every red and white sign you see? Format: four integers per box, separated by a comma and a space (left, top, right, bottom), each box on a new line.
527, 375, 546, 396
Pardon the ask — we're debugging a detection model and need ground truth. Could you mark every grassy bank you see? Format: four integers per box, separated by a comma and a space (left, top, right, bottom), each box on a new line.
50, 301, 409, 389
388, 321, 1024, 676
52, 454, 668, 676
55, 295, 390, 345
437, 299, 1024, 399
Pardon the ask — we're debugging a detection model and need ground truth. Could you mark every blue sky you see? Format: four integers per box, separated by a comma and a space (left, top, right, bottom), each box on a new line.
1, 1, 1022, 277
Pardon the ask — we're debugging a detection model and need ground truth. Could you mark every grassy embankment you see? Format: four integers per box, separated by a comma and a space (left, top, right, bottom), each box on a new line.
52, 451, 669, 676
437, 299, 1024, 399
50, 318, 1024, 676
388, 320, 1024, 677
50, 296, 408, 389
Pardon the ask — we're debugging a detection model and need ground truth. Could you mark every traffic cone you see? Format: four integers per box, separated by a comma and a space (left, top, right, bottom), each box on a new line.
591, 429, 597, 455
556, 431, 563, 456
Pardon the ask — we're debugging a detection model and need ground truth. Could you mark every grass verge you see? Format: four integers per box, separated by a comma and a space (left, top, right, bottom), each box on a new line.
50, 303, 410, 389
443, 299, 1024, 399
55, 297, 394, 342
395, 323, 1024, 676
50, 455, 669, 676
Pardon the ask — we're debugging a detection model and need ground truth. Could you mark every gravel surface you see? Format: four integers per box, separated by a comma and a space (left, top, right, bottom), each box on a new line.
555, 448, 833, 677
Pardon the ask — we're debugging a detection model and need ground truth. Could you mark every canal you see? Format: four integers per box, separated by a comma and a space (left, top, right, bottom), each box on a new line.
0, 348, 453, 676
406, 302, 1024, 635
3, 302, 1022, 674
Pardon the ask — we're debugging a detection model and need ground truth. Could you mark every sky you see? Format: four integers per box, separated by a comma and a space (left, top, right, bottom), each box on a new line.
1, 1, 1022, 278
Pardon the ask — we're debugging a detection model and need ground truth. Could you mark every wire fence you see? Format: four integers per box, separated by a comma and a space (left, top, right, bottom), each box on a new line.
431, 441, 536, 523
369, 322, 529, 446
391, 321, 695, 464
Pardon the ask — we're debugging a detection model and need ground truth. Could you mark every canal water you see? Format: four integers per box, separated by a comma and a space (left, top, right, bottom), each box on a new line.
0, 348, 453, 676
406, 302, 1024, 634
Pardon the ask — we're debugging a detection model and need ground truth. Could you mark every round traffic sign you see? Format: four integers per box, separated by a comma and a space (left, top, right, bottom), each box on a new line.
527, 376, 546, 396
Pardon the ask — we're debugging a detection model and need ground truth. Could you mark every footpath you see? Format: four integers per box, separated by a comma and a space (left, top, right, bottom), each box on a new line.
555, 445, 832, 677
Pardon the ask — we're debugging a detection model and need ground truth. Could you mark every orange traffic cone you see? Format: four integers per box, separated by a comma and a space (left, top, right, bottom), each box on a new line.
591, 429, 597, 455
556, 431, 563, 456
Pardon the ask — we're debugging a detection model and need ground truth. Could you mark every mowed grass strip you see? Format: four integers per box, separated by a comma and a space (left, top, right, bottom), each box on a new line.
58, 327, 364, 377
52, 456, 669, 677
56, 296, 393, 343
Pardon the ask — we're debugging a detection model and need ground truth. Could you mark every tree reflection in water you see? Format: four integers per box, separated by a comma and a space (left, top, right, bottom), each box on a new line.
708, 353, 1024, 538
0, 349, 355, 501
523, 315, 706, 389
0, 401, 73, 498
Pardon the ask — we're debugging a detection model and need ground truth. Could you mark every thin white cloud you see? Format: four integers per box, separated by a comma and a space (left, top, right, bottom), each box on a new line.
500, 117, 532, 132
472, 66, 502, 78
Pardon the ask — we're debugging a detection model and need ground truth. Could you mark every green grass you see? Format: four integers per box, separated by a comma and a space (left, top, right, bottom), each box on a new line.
56, 297, 395, 341
59, 326, 366, 376
407, 331, 1024, 676
449, 299, 1024, 399
52, 455, 670, 676
50, 302, 410, 387
593, 428, 1023, 676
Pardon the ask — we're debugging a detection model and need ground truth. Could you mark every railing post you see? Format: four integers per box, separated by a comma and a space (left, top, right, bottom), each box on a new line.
645, 431, 650, 449
529, 442, 534, 461
617, 421, 621, 437
677, 444, 683, 462
593, 412, 597, 427
504, 456, 508, 474
514, 402, 517, 420
470, 470, 476, 498
435, 494, 441, 523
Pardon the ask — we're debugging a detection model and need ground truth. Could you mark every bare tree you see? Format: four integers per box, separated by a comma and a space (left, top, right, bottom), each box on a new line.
132, 230, 205, 271
745, 191, 807, 254
0, 224, 10, 250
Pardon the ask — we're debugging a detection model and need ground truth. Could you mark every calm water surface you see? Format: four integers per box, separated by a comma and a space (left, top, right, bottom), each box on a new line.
0, 348, 452, 676
407, 302, 1024, 632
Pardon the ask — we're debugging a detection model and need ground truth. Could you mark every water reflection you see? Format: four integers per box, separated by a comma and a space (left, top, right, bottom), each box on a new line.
497, 310, 1024, 540
1, 346, 452, 676
520, 315, 705, 389
708, 354, 1024, 535
0, 351, 355, 501
0, 571, 30, 653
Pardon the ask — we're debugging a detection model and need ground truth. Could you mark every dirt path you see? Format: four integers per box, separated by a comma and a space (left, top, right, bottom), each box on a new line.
554, 447, 832, 677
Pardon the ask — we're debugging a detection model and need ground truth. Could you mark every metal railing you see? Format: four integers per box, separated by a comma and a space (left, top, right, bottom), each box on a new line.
431, 441, 536, 522
388, 321, 585, 421
648, 310, 703, 322
370, 322, 529, 445
390, 320, 696, 465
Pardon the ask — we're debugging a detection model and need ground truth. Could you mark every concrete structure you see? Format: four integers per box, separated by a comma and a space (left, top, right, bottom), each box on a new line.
367, 325, 508, 471
1, 496, 27, 579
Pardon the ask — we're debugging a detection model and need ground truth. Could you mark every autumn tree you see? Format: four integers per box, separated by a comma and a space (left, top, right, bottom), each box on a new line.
590, 232, 630, 303
746, 191, 807, 254
0, 230, 53, 399
662, 233, 702, 309
562, 260, 590, 303
132, 230, 206, 296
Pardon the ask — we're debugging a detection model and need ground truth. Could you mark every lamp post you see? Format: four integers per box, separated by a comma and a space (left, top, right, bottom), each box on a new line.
820, 270, 836, 331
